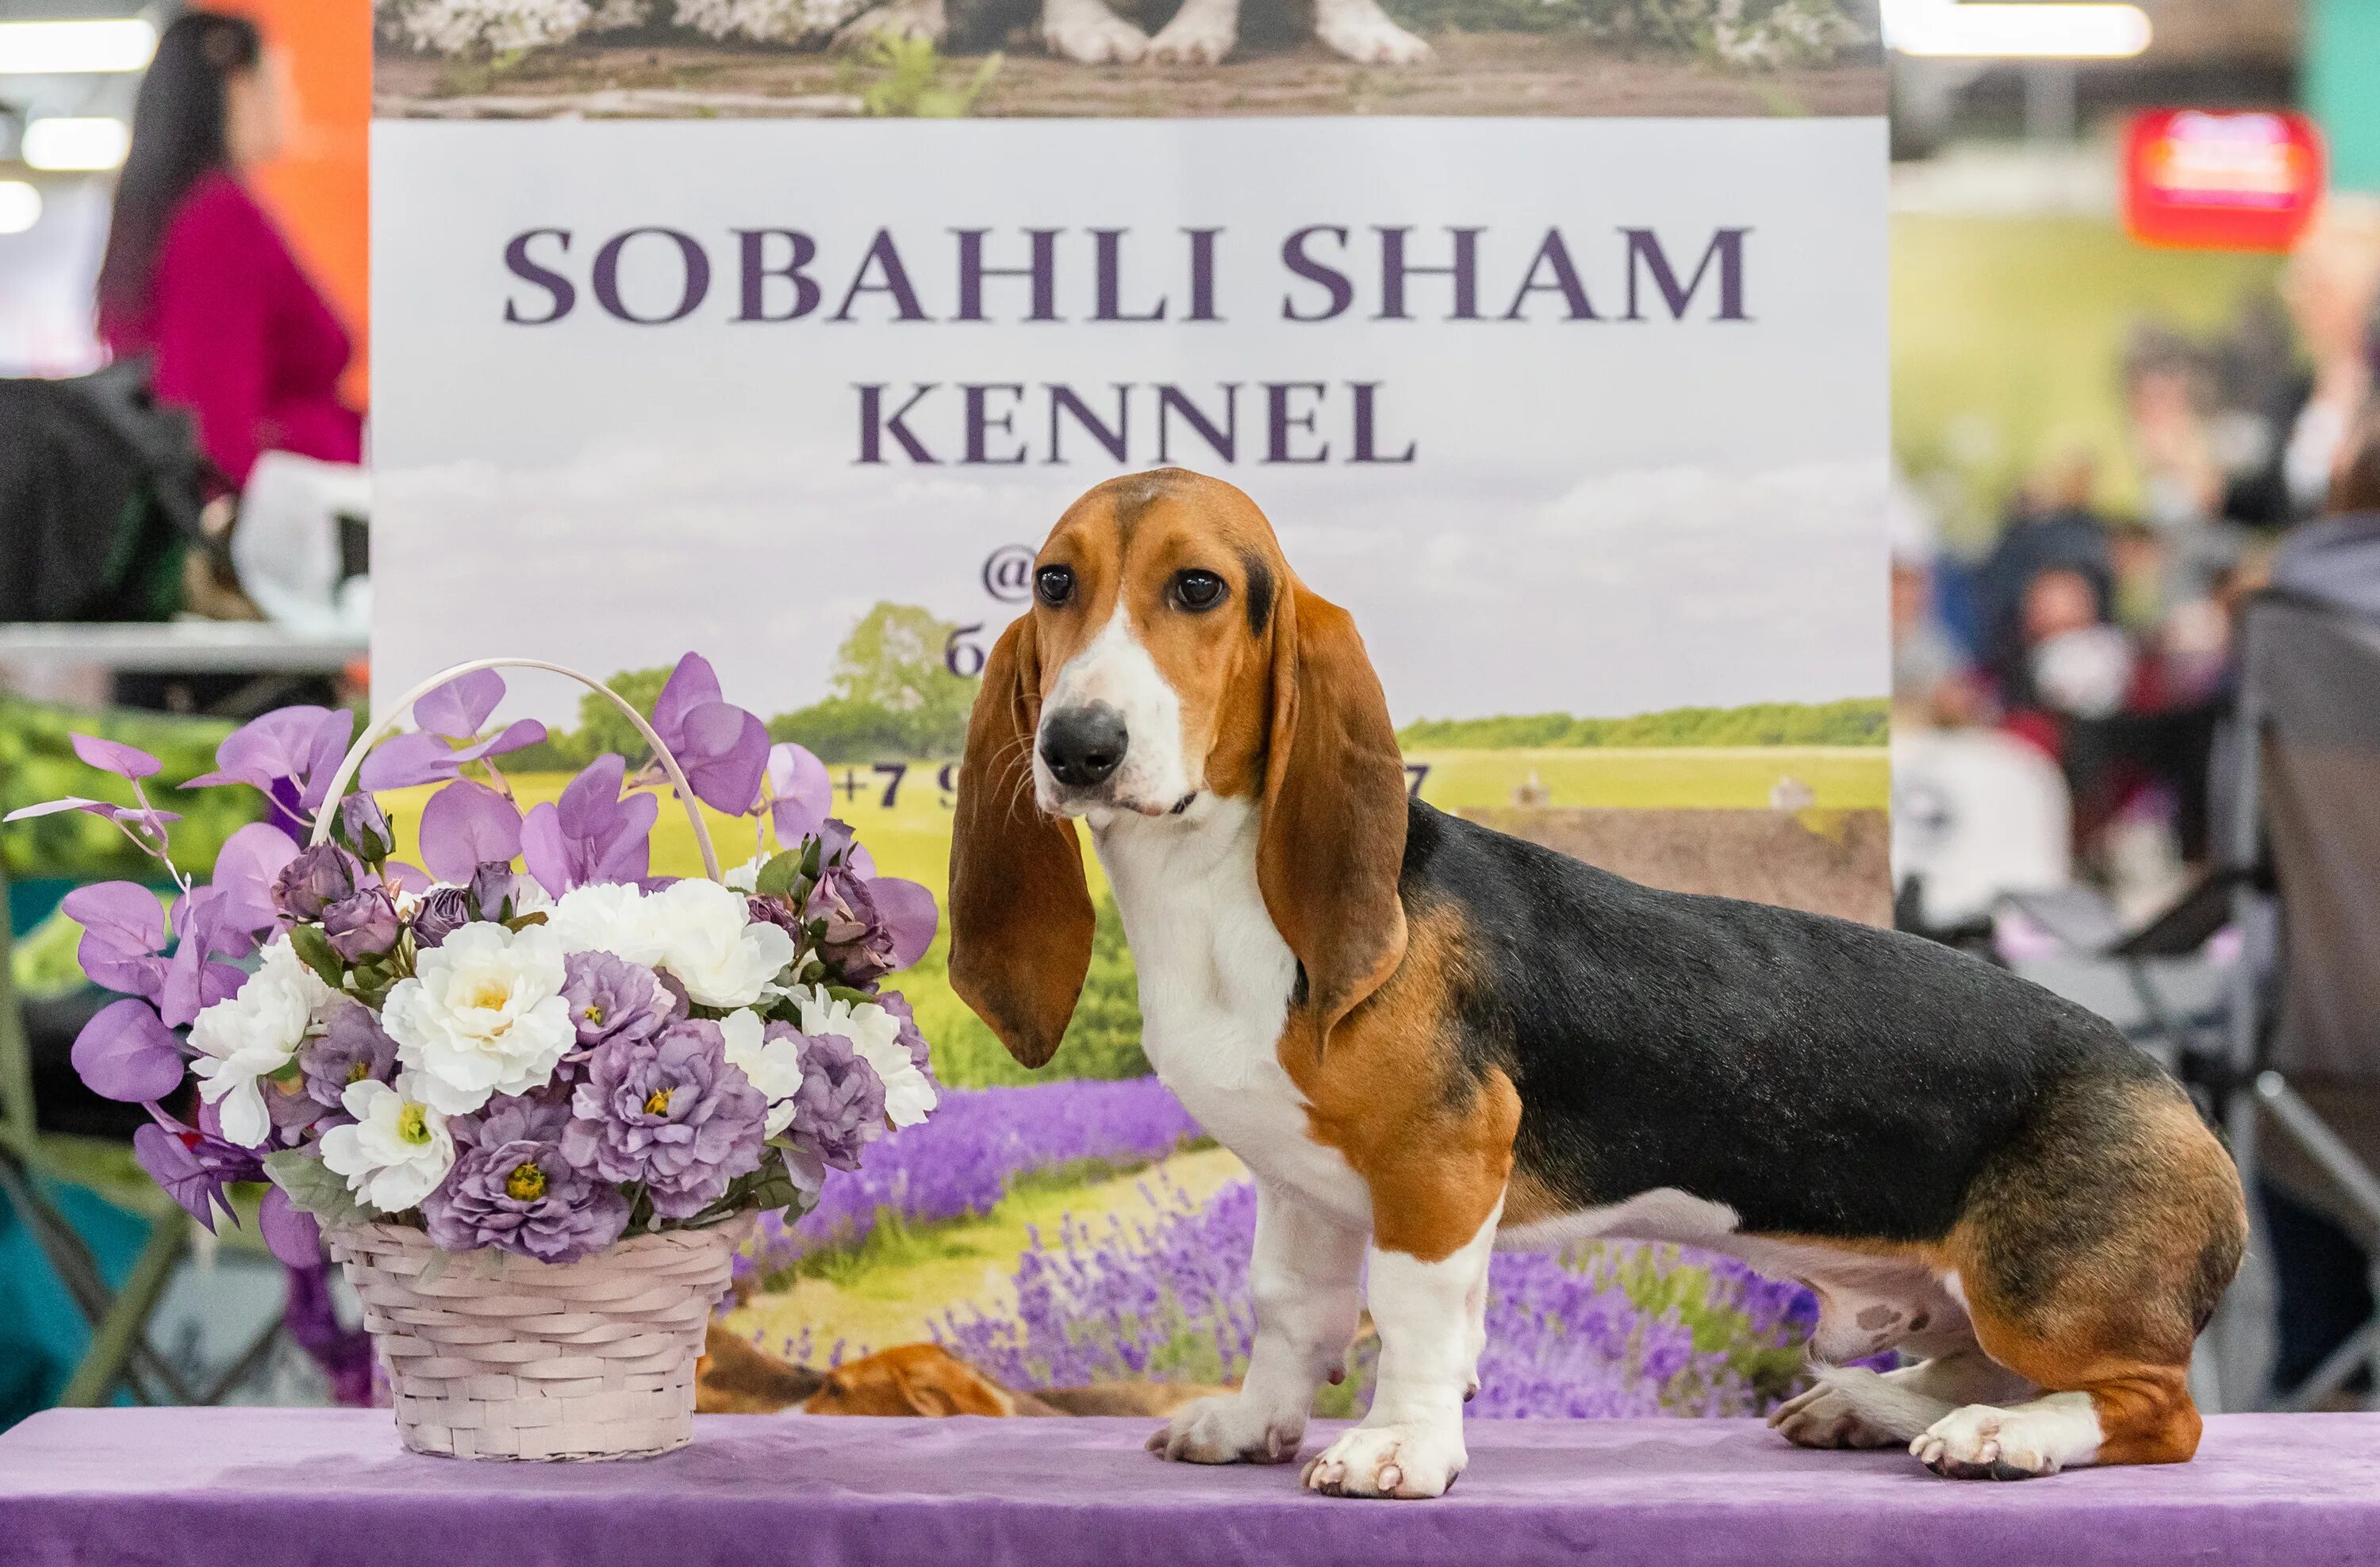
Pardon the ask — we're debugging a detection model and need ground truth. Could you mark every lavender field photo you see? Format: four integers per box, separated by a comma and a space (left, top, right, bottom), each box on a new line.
727, 1074, 1851, 1418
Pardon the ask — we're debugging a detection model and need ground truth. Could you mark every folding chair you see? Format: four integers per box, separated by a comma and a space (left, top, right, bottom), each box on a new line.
0, 860, 282, 1409
2221, 565, 2380, 1411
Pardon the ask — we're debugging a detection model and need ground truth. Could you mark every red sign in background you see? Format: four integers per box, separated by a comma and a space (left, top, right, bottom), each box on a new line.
2125, 109, 2326, 253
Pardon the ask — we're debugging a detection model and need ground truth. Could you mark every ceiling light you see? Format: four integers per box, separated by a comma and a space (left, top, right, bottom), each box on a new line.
0, 180, 40, 234
0, 18, 157, 75
23, 116, 131, 171
1886, 1, 2152, 60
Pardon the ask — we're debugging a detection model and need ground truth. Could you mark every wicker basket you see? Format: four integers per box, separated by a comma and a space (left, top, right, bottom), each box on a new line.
329, 1220, 743, 1461
317, 659, 743, 1461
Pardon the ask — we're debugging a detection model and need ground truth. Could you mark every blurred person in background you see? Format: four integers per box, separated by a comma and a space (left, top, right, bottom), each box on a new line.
95, 10, 363, 497
2227, 197, 2380, 528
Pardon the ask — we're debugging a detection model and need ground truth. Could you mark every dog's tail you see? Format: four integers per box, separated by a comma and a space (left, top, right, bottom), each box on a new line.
1802, 1365, 1960, 1442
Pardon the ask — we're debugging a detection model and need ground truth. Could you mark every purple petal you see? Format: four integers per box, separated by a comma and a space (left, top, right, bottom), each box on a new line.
649, 653, 723, 751
63, 881, 170, 999
413, 669, 505, 740
417, 780, 523, 884
557, 754, 628, 839
71, 733, 162, 780
259, 1186, 324, 1268
186, 706, 355, 809
677, 701, 770, 816
358, 732, 459, 790
591, 792, 658, 884
383, 862, 432, 893
3, 797, 123, 822
212, 821, 301, 935
71, 999, 187, 1102
870, 876, 941, 970
768, 743, 831, 845
520, 802, 572, 898
300, 709, 358, 812
474, 717, 547, 759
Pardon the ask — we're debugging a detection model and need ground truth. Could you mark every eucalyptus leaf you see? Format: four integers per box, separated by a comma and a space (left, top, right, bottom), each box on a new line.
753, 849, 805, 901
263, 1148, 369, 1226
287, 924, 346, 989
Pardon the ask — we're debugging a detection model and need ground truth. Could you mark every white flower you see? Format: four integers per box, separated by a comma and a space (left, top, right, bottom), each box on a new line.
645, 878, 795, 1009
721, 856, 764, 894
381, 922, 574, 1116
720, 1007, 803, 1137
189, 938, 335, 1149
318, 1081, 455, 1213
797, 985, 935, 1128
540, 880, 663, 966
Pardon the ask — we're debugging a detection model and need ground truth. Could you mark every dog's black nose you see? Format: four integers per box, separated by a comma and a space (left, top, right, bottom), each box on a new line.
1041, 705, 1127, 789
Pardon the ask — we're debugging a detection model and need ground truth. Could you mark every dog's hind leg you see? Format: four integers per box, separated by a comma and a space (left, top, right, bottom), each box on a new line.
1911, 1075, 2244, 1479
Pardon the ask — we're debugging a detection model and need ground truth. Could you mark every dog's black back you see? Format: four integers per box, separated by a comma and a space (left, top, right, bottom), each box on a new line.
1403, 799, 2171, 1244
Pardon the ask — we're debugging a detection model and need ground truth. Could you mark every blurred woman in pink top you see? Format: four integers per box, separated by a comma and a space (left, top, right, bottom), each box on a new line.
96, 11, 362, 494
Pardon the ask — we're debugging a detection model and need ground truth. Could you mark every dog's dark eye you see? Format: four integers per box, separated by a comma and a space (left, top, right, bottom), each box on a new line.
1036, 566, 1076, 608
1171, 570, 1226, 613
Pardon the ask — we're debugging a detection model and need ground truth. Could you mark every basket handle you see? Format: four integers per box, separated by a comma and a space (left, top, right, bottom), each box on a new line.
307, 657, 724, 884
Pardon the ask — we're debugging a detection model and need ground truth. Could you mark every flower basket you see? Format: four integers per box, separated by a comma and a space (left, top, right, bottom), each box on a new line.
329, 1219, 743, 1461
7, 653, 944, 1463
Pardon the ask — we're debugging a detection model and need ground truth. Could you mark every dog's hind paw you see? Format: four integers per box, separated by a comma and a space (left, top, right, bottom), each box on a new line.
1300, 1421, 1465, 1500
1146, 1393, 1303, 1465
1312, 0, 1430, 63
1147, 3, 1237, 63
1769, 1381, 1905, 1450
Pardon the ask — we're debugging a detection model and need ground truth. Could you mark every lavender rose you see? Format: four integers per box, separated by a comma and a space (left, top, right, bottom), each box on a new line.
334, 793, 393, 863
321, 886, 401, 962
423, 1097, 628, 1264
272, 843, 358, 924
468, 860, 528, 924
409, 885, 475, 950
807, 864, 895, 985
785, 1026, 886, 1173
873, 989, 934, 1073
562, 1019, 766, 1219
559, 951, 675, 1050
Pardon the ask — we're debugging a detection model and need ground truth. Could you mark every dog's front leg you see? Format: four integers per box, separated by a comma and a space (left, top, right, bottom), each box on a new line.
1303, 1196, 1498, 1500
1147, 0, 1240, 63
1150, 1177, 1363, 1464
1040, 0, 1152, 62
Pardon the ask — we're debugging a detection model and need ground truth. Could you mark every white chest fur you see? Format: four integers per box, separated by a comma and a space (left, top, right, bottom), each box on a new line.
1092, 797, 1373, 1229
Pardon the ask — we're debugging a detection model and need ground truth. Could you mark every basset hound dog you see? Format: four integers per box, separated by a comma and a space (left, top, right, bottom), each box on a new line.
948, 467, 2246, 1498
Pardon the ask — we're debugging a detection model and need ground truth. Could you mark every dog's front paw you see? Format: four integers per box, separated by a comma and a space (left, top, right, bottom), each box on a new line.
1299, 1421, 1465, 1499
1147, 5, 1236, 63
1042, 1, 1150, 62
1313, 0, 1430, 63
1769, 1378, 1903, 1450
1146, 1393, 1303, 1465
837, 0, 946, 44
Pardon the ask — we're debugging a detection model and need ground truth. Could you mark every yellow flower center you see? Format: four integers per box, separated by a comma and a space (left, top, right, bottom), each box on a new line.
643, 1088, 674, 1117
505, 1162, 547, 1201
466, 981, 510, 1012
395, 1104, 432, 1146
347, 1060, 371, 1085
582, 1003, 605, 1025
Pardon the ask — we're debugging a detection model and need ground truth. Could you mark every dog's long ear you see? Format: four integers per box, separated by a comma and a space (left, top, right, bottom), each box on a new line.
1257, 583, 1409, 1056
949, 613, 1094, 1069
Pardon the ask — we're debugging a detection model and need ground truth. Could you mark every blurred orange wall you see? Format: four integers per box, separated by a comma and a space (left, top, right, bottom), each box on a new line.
234, 0, 370, 408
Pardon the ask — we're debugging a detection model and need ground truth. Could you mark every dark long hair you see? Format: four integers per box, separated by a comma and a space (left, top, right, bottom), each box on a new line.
95, 10, 262, 325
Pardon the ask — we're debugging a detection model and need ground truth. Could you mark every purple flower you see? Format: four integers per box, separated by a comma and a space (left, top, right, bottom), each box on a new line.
651, 653, 770, 816
71, 998, 186, 1102
562, 1018, 767, 1219
321, 886, 401, 961
258, 1185, 323, 1269
132, 1111, 263, 1232
424, 1097, 630, 1264
409, 885, 476, 950
63, 881, 169, 1000
467, 859, 528, 924
70, 732, 161, 780
157, 884, 262, 1028
560, 951, 674, 1050
747, 894, 804, 943
272, 843, 359, 924
357, 670, 548, 790
807, 866, 936, 985
785, 1027, 885, 1173
520, 755, 659, 897
333, 793, 393, 862
298, 1002, 397, 1111
416, 780, 523, 885
184, 705, 356, 813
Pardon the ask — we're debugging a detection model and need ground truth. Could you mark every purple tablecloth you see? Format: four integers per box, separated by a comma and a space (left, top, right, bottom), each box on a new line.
5, 1409, 2378, 1567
